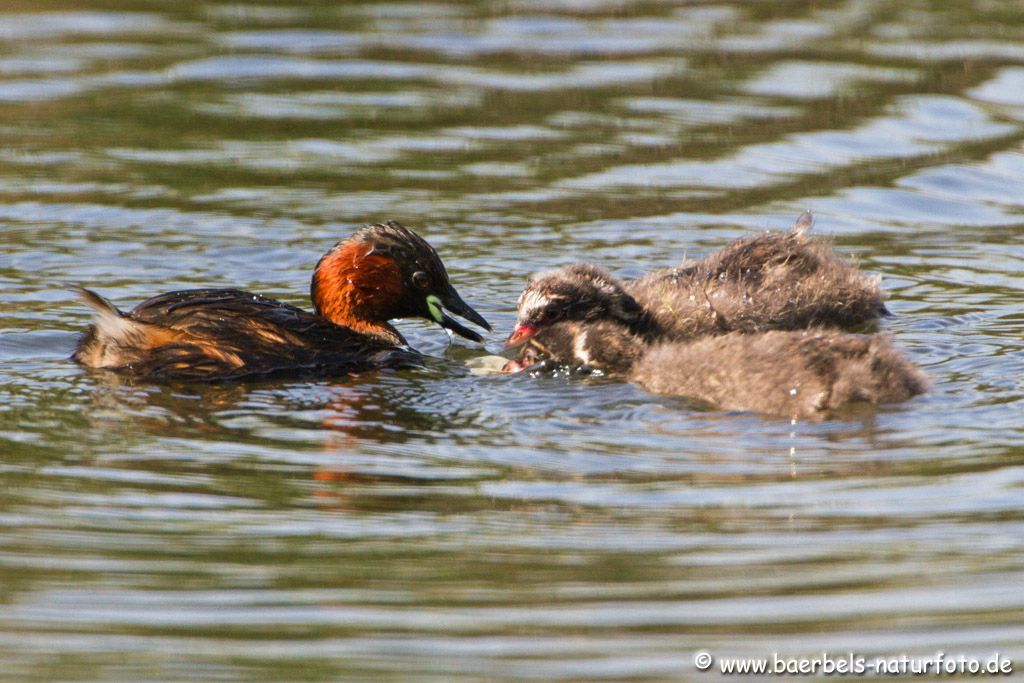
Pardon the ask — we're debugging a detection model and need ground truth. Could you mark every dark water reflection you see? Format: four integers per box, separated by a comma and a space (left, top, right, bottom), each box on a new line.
2, 0, 1024, 679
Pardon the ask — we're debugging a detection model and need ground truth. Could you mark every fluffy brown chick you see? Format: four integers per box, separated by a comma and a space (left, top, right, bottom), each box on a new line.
506, 322, 927, 420
507, 212, 887, 348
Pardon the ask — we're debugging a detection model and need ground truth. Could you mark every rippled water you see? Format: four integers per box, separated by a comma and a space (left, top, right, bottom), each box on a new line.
2, 1, 1024, 680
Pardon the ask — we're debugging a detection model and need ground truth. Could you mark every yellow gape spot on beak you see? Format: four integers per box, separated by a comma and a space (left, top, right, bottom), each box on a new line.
426, 294, 443, 323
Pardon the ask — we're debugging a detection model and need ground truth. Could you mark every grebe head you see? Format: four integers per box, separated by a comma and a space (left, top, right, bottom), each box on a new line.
311, 221, 490, 344
502, 320, 643, 374
502, 323, 579, 373
505, 263, 643, 348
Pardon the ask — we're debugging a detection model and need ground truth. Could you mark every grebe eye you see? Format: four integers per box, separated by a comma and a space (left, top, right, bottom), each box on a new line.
540, 305, 561, 323
412, 271, 431, 289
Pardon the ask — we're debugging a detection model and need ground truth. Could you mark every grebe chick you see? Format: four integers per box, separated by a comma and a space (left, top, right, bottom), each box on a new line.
73, 221, 490, 381
634, 331, 926, 418
506, 212, 887, 348
506, 323, 927, 419
503, 320, 643, 375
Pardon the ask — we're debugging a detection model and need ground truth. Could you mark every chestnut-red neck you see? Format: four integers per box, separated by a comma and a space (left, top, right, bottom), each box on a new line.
311, 241, 407, 345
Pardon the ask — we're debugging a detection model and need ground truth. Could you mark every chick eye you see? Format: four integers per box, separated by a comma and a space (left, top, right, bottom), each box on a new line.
412, 271, 431, 289
539, 305, 561, 323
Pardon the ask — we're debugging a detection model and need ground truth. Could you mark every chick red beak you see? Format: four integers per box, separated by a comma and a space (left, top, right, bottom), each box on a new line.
504, 324, 538, 349
501, 358, 528, 373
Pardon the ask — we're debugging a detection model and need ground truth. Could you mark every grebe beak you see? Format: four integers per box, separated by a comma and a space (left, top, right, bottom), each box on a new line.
500, 338, 551, 373
501, 357, 556, 373
428, 290, 491, 343
501, 357, 529, 373
503, 324, 537, 349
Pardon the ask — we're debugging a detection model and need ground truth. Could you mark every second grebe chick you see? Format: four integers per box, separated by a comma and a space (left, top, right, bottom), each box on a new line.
505, 322, 927, 419
506, 212, 887, 348
504, 320, 643, 375
73, 221, 490, 381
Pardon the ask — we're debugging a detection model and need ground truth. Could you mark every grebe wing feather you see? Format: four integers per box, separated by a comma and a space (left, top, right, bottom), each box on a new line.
129, 288, 312, 327
130, 342, 425, 381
